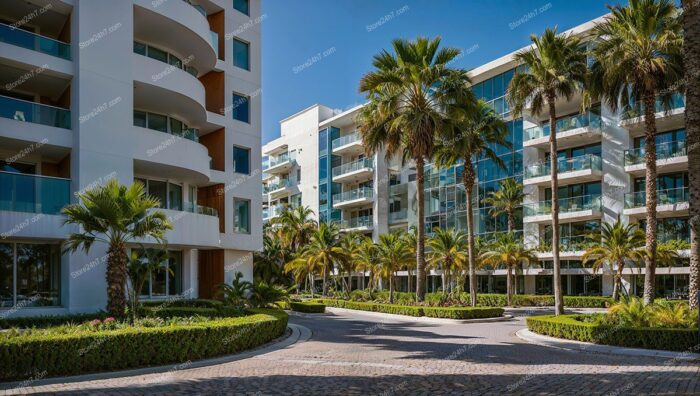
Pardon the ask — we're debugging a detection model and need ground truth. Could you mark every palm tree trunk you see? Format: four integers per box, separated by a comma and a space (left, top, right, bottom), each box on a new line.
415, 158, 427, 301
464, 164, 478, 307
643, 93, 659, 305
106, 242, 128, 317
613, 260, 625, 302
683, 0, 700, 310
507, 266, 513, 306
508, 209, 518, 296
548, 97, 564, 316
389, 275, 394, 303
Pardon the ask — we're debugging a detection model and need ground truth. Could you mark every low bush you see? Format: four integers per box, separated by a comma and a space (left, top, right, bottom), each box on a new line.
289, 302, 325, 313
317, 299, 424, 316
141, 299, 223, 310
526, 314, 697, 352
422, 306, 504, 319
422, 293, 613, 308
0, 309, 288, 381
141, 306, 222, 318
0, 313, 108, 330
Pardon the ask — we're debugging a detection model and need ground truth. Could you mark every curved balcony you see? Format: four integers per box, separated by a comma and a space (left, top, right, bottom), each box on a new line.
139, 208, 220, 248
131, 126, 211, 184
133, 0, 217, 75
523, 195, 602, 224
623, 140, 687, 176
623, 187, 688, 219
332, 158, 374, 183
333, 187, 373, 209
524, 108, 602, 150
620, 94, 685, 136
524, 154, 602, 187
133, 53, 207, 127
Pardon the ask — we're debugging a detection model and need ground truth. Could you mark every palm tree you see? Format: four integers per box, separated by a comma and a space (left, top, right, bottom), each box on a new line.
337, 232, 362, 296
254, 234, 288, 285
375, 232, 414, 303
582, 220, 646, 301
682, 0, 700, 309
62, 179, 171, 317
508, 28, 588, 315
126, 246, 169, 321
271, 206, 317, 251
480, 232, 538, 306
434, 100, 510, 306
358, 36, 472, 301
286, 223, 346, 297
589, 0, 683, 304
426, 228, 467, 297
482, 178, 526, 234
218, 272, 253, 310
353, 237, 377, 294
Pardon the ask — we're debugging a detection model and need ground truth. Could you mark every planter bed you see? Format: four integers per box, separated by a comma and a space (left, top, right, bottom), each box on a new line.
315, 299, 503, 320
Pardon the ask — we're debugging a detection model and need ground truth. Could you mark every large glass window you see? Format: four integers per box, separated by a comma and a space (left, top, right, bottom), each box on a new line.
136, 178, 183, 211
147, 46, 168, 63
147, 113, 168, 132
232, 93, 250, 123
148, 180, 167, 208
233, 38, 250, 70
232, 146, 251, 174
233, 0, 250, 15
234, 198, 251, 233
138, 250, 183, 298
0, 243, 60, 308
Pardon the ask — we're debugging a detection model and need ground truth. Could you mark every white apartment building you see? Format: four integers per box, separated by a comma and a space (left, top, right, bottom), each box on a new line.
0, 0, 262, 316
263, 16, 690, 298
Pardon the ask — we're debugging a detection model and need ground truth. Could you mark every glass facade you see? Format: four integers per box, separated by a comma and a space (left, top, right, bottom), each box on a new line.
137, 250, 183, 298
0, 243, 61, 307
318, 127, 341, 223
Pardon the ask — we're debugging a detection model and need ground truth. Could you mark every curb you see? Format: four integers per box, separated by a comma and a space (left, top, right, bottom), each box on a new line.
515, 328, 700, 361
325, 306, 513, 324
0, 324, 307, 391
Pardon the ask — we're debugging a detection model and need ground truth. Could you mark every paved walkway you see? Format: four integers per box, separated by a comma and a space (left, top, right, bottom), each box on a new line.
6, 308, 700, 395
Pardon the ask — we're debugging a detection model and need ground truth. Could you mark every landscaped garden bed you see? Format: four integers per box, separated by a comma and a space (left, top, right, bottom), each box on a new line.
315, 298, 504, 319
289, 301, 326, 313
0, 308, 288, 381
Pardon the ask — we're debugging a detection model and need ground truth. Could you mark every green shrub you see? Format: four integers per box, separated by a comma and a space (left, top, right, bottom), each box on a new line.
289, 302, 325, 313
316, 299, 424, 316
141, 306, 224, 318
422, 307, 504, 319
141, 299, 223, 309
0, 313, 108, 330
0, 309, 288, 381
526, 314, 696, 352
276, 300, 291, 310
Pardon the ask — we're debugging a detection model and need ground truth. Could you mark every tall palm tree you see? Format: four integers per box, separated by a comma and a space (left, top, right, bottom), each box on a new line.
480, 232, 538, 306
508, 28, 588, 315
62, 179, 172, 317
254, 234, 288, 285
286, 223, 346, 297
337, 232, 362, 296
375, 232, 414, 303
589, 0, 683, 304
482, 178, 526, 233
271, 206, 317, 251
353, 237, 378, 293
582, 220, 646, 301
682, 0, 700, 309
434, 100, 510, 306
427, 228, 468, 297
358, 36, 472, 301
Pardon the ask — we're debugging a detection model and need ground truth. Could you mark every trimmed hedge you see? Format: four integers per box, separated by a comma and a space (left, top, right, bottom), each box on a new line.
141, 306, 222, 318
289, 302, 326, 313
0, 309, 288, 381
423, 293, 613, 308
422, 306, 504, 319
0, 313, 108, 330
319, 299, 424, 316
527, 314, 697, 352
141, 299, 223, 309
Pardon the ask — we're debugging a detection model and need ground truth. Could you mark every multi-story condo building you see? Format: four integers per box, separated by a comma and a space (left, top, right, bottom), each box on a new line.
263, 16, 690, 298
0, 0, 262, 316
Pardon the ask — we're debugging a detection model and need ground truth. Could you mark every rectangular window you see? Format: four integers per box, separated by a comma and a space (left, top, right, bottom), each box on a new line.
147, 46, 168, 63
0, 243, 14, 308
147, 113, 168, 132
137, 250, 184, 298
133, 41, 146, 55
168, 54, 182, 69
168, 183, 183, 211
233, 0, 249, 15
296, 167, 301, 183
148, 180, 167, 208
232, 146, 251, 174
232, 92, 250, 123
1, 243, 60, 307
233, 38, 250, 70
134, 110, 147, 128
234, 198, 251, 233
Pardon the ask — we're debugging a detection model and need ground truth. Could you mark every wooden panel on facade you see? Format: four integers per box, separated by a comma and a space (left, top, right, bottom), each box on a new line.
198, 249, 224, 299
198, 183, 225, 232
199, 128, 225, 171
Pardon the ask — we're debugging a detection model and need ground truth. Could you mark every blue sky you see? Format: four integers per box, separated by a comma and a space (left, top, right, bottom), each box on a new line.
260, 0, 625, 144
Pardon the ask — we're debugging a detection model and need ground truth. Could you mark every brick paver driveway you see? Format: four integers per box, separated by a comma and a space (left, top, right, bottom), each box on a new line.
8, 309, 700, 395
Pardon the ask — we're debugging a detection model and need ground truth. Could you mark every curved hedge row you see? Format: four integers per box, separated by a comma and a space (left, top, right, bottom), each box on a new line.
0, 309, 288, 381
526, 314, 696, 352
290, 301, 326, 313
317, 299, 503, 319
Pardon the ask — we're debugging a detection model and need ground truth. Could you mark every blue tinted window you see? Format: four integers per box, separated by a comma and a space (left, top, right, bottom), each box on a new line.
232, 93, 249, 123
233, 39, 250, 70
482, 79, 493, 101
233, 0, 249, 15
232, 146, 250, 174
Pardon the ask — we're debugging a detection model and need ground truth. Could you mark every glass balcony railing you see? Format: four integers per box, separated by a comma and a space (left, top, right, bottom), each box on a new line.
524, 195, 602, 217
210, 31, 219, 58
331, 132, 361, 150
0, 172, 70, 215
624, 140, 687, 166
539, 235, 596, 253
183, 202, 218, 217
264, 180, 293, 193
0, 94, 71, 129
389, 209, 408, 223
621, 93, 685, 120
264, 152, 295, 170
333, 187, 373, 204
183, 0, 207, 16
332, 157, 374, 178
262, 205, 285, 219
0, 22, 71, 60
524, 108, 602, 141
624, 187, 688, 209
524, 154, 602, 179
340, 215, 373, 229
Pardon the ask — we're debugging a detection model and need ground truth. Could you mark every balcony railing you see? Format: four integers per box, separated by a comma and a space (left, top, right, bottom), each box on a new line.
332, 157, 373, 178
0, 94, 71, 129
538, 235, 596, 253
624, 140, 687, 166
525, 154, 602, 179
389, 209, 408, 223
263, 205, 285, 219
333, 187, 373, 204
524, 109, 602, 141
624, 187, 688, 208
340, 215, 373, 229
0, 22, 71, 60
0, 172, 70, 215
183, 202, 218, 217
264, 180, 293, 193
331, 132, 361, 150
264, 152, 295, 170
210, 31, 219, 58
524, 195, 602, 217
183, 0, 207, 16
621, 93, 685, 120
